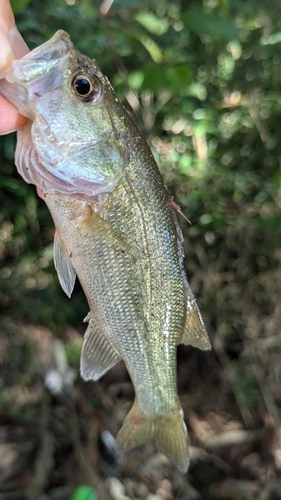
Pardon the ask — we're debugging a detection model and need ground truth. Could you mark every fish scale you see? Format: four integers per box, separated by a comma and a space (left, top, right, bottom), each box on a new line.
45, 152, 184, 411
0, 30, 211, 472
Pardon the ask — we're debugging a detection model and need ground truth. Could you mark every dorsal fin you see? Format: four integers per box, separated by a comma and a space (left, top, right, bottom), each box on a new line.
170, 209, 211, 351
53, 231, 76, 298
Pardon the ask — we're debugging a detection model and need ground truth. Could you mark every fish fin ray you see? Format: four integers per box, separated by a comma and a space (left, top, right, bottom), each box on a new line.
15, 122, 46, 186
83, 311, 92, 323
80, 318, 121, 381
116, 400, 189, 473
179, 280, 211, 350
172, 211, 210, 351
80, 209, 146, 263
53, 232, 76, 298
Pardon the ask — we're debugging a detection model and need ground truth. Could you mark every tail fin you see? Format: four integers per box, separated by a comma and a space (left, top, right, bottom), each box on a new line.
116, 399, 189, 473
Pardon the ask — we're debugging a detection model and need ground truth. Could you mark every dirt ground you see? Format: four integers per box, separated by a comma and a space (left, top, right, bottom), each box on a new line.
1, 315, 281, 500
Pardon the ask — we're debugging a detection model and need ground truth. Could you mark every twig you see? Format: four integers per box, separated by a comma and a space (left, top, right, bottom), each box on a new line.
189, 446, 232, 475
251, 363, 281, 426
59, 392, 112, 500
100, 0, 115, 16
26, 403, 55, 500
201, 429, 261, 451
213, 331, 254, 427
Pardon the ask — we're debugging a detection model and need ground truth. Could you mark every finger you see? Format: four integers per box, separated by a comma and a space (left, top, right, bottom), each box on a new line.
0, 0, 15, 31
0, 0, 29, 68
9, 25, 29, 58
0, 94, 27, 134
0, 0, 30, 133
0, 0, 17, 69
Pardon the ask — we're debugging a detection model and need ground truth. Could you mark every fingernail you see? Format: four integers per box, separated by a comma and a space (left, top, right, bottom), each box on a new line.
0, 31, 15, 70
0, 128, 17, 136
9, 26, 29, 59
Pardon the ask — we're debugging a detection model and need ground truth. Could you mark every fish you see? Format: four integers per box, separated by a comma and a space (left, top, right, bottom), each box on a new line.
0, 30, 210, 472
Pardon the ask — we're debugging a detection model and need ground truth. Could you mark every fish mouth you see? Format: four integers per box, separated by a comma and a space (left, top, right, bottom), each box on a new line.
1, 30, 125, 199
0, 31, 74, 119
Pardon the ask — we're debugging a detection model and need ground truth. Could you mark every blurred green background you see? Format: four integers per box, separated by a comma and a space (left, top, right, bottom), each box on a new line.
1, 0, 281, 498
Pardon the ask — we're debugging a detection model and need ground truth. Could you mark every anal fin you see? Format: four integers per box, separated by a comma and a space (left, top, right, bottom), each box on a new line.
179, 279, 211, 351
53, 232, 76, 298
81, 316, 121, 381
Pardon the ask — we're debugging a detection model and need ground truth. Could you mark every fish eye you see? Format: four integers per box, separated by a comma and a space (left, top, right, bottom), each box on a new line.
72, 74, 102, 103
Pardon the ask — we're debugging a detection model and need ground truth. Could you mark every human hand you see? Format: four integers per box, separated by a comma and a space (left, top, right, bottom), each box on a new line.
0, 0, 29, 134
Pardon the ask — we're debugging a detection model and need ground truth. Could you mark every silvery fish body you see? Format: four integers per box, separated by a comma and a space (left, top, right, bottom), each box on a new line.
0, 31, 210, 472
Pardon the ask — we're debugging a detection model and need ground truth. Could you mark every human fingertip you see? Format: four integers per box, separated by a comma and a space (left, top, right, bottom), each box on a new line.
0, 96, 28, 135
0, 31, 16, 70
9, 26, 29, 59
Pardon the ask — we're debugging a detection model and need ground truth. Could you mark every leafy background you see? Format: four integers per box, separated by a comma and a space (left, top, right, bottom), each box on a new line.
1, 0, 281, 499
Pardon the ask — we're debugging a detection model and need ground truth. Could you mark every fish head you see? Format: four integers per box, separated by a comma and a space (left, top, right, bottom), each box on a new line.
0, 30, 129, 197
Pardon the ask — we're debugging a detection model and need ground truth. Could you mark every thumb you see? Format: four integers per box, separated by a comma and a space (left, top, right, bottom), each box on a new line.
0, 0, 29, 71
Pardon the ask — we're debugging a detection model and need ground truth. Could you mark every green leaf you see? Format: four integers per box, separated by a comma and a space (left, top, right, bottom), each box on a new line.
260, 32, 281, 45
115, 0, 140, 6
183, 8, 239, 40
142, 65, 167, 92
11, 0, 31, 14
165, 65, 193, 93
142, 64, 192, 93
135, 11, 169, 35
0, 176, 21, 193
187, 82, 207, 101
179, 155, 192, 173
71, 486, 98, 500
135, 33, 163, 63
127, 71, 144, 90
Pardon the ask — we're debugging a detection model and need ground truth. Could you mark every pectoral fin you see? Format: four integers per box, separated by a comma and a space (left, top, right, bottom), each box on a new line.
53, 232, 76, 298
179, 280, 211, 351
73, 206, 141, 259
81, 316, 121, 381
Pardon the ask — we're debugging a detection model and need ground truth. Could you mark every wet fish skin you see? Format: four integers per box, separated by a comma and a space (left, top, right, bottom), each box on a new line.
0, 31, 210, 472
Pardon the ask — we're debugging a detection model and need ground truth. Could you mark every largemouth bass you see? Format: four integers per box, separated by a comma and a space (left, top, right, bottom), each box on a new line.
0, 31, 210, 472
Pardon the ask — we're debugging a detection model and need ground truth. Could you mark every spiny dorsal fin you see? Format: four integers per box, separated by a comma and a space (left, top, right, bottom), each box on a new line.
168, 202, 210, 350
81, 317, 121, 381
53, 231, 76, 298
167, 194, 192, 225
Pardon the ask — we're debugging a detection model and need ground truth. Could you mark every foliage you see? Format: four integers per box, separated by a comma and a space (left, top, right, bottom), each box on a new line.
71, 486, 98, 500
1, 0, 281, 494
